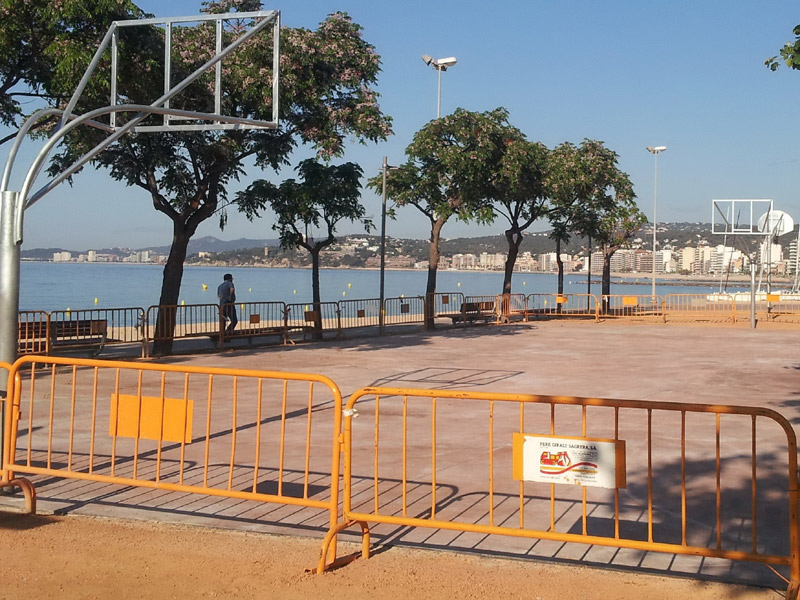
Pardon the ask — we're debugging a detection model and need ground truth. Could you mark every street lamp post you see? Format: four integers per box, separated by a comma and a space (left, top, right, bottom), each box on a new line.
379, 157, 398, 335
422, 55, 457, 118
646, 146, 666, 297
379, 157, 388, 334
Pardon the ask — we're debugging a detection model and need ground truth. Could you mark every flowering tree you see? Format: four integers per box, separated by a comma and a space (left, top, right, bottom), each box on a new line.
50, 3, 392, 354
237, 159, 369, 338
766, 24, 800, 71
0, 0, 146, 145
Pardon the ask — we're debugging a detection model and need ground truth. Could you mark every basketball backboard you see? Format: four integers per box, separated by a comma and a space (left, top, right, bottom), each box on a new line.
62, 10, 280, 133
712, 199, 774, 235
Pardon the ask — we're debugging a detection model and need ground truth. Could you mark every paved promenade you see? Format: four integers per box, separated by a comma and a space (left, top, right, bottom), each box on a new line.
4, 320, 800, 593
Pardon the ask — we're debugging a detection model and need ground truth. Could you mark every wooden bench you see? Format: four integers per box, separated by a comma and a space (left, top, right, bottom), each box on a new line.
208, 325, 287, 346
206, 312, 289, 346
444, 301, 497, 327
19, 319, 108, 356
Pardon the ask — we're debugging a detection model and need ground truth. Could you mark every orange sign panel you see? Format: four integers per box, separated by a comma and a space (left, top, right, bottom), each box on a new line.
110, 394, 193, 443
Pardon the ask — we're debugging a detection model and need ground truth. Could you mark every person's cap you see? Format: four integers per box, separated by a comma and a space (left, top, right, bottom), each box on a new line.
224, 273, 233, 281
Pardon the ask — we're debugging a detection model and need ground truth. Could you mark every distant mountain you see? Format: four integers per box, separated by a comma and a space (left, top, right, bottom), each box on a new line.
21, 236, 281, 259
142, 236, 282, 255
25, 223, 799, 261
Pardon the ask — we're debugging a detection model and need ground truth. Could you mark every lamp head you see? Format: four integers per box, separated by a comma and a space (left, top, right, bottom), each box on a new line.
422, 55, 457, 70
646, 145, 667, 154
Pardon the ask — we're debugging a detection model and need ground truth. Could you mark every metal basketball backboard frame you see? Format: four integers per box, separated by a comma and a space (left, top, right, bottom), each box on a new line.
62, 10, 281, 133
712, 199, 774, 236
1, 10, 282, 417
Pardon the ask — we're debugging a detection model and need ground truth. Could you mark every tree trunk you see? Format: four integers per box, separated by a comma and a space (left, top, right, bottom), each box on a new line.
601, 247, 614, 315
151, 227, 191, 356
586, 236, 592, 297
424, 216, 445, 330
502, 229, 521, 295
555, 238, 564, 295
311, 248, 323, 340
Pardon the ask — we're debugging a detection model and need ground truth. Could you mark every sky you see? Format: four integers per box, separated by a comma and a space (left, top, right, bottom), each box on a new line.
5, 0, 800, 250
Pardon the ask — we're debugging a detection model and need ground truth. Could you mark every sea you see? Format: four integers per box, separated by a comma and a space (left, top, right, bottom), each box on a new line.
18, 262, 752, 312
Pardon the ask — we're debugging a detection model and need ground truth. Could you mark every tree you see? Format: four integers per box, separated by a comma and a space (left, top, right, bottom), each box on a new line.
766, 25, 800, 71
545, 140, 635, 297
483, 131, 549, 296
49, 5, 392, 355
238, 159, 369, 338
0, 0, 147, 145
372, 108, 510, 329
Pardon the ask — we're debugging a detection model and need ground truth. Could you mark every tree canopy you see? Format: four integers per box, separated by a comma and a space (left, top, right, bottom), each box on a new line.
766, 24, 800, 71
238, 158, 368, 337
43, 3, 391, 354
0, 0, 147, 145
546, 139, 639, 296
374, 108, 522, 324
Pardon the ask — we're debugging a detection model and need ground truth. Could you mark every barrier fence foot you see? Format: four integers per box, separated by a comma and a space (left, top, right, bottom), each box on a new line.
787, 580, 800, 600
0, 477, 36, 514
316, 520, 370, 574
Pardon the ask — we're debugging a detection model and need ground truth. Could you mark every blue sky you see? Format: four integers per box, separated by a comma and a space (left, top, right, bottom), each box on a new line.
7, 0, 800, 249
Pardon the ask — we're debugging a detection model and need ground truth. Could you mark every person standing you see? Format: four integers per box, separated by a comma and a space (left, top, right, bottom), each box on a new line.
217, 273, 238, 333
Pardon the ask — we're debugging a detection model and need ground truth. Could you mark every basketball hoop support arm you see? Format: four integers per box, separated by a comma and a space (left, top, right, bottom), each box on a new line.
0, 10, 280, 458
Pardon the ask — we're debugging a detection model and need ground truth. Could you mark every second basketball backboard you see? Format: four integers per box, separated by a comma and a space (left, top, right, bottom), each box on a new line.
712, 199, 774, 235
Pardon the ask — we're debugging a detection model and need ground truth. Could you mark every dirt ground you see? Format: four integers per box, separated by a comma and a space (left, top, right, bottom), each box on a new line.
0, 511, 780, 599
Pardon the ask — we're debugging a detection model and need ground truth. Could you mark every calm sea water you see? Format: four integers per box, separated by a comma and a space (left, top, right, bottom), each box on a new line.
18, 262, 745, 312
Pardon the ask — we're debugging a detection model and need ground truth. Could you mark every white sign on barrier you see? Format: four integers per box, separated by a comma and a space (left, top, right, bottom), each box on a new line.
512, 433, 626, 489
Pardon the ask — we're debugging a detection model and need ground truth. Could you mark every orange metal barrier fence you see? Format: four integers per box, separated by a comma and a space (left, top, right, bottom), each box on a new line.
753, 294, 800, 324
600, 294, 663, 319
322, 386, 800, 597
526, 293, 598, 320
496, 293, 527, 322
663, 294, 736, 324
0, 360, 35, 512
1, 355, 345, 564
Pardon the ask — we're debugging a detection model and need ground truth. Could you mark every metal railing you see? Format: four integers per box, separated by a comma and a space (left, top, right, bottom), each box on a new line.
663, 294, 736, 324
382, 296, 425, 330
322, 386, 800, 596
526, 294, 599, 320
600, 295, 663, 319
285, 302, 341, 341
50, 307, 147, 356
19, 288, 800, 360
752, 294, 800, 324
146, 303, 221, 346
17, 311, 49, 356
496, 293, 527, 321
232, 301, 287, 344
430, 292, 465, 319
1, 355, 345, 565
339, 298, 380, 332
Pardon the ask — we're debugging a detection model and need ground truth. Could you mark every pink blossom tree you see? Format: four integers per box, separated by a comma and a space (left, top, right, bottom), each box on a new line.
50, 3, 392, 354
